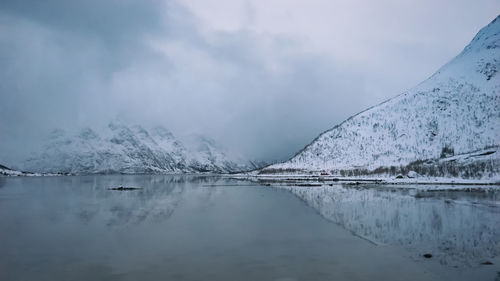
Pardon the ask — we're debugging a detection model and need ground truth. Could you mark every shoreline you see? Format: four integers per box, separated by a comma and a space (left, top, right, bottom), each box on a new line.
3, 170, 500, 188
230, 174, 500, 188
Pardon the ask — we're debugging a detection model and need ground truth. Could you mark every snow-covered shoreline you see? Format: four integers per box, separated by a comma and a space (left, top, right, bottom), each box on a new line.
231, 173, 500, 189
0, 167, 233, 178
0, 166, 63, 177
3, 167, 499, 188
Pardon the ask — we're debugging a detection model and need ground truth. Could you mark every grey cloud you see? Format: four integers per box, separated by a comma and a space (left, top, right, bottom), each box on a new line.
0, 0, 164, 41
0, 0, 498, 167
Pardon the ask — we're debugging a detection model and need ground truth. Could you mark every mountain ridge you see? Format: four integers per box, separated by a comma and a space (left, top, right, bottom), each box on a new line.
262, 15, 500, 178
22, 122, 256, 175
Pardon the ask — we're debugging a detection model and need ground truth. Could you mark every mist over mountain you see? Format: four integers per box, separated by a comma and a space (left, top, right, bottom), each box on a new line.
21, 122, 257, 175
1, 1, 499, 166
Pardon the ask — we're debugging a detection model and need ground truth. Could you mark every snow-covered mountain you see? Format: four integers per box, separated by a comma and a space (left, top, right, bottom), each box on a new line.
182, 134, 249, 173
0, 164, 31, 176
23, 122, 253, 175
0, 163, 56, 176
263, 16, 500, 178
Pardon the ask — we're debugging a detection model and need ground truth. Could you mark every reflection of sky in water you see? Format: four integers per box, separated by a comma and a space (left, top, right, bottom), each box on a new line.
282, 184, 500, 267
0, 175, 249, 280
1, 175, 499, 281
35, 175, 224, 226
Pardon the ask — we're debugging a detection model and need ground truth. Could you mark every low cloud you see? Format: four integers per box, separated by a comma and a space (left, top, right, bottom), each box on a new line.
0, 0, 499, 166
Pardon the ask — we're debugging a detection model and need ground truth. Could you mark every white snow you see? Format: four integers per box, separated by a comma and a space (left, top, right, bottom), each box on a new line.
0, 164, 57, 177
265, 16, 500, 178
22, 122, 253, 175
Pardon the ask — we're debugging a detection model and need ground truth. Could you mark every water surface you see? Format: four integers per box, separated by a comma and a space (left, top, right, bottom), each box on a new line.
0, 175, 498, 281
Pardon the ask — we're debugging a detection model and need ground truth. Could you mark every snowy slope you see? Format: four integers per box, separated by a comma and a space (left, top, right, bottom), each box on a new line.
1, 164, 30, 176
0, 163, 52, 176
265, 16, 500, 177
23, 122, 252, 174
183, 135, 248, 173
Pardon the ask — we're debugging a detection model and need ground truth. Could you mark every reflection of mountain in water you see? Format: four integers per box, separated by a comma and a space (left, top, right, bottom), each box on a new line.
283, 185, 500, 266
69, 175, 225, 227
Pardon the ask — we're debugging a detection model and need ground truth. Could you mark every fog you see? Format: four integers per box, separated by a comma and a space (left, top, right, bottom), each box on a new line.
1, 0, 499, 165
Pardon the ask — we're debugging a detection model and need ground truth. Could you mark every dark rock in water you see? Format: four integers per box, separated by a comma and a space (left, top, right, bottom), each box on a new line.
395, 174, 404, 179
109, 186, 142, 191
481, 261, 493, 265
423, 254, 433, 258
414, 192, 433, 199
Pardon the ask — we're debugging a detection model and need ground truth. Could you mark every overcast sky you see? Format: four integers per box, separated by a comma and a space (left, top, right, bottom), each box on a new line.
1, 0, 499, 166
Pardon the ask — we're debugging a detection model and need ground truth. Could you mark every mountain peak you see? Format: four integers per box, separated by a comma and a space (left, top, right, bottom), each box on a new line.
262, 17, 500, 179
23, 123, 254, 174
78, 128, 99, 140
150, 126, 175, 139
462, 14, 500, 54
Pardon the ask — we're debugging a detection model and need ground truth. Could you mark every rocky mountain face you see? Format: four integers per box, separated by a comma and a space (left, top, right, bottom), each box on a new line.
23, 122, 253, 175
263, 16, 500, 179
